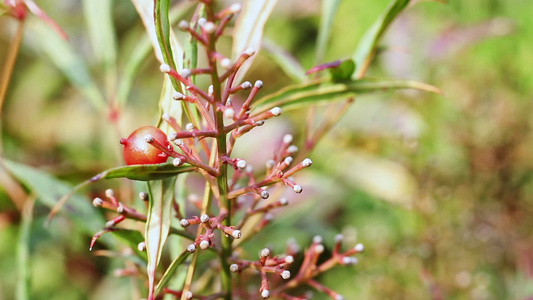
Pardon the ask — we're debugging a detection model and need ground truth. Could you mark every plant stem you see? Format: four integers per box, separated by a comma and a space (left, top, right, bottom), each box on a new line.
204, 4, 232, 298
0, 20, 24, 155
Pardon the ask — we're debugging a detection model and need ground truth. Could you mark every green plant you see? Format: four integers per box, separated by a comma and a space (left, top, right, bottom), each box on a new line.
0, 0, 443, 299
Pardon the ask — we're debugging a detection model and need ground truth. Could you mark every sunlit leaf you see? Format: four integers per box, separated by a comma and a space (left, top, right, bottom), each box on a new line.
352, 0, 410, 78
316, 0, 342, 64
251, 77, 442, 113
25, 19, 107, 112
145, 178, 174, 300
232, 0, 279, 82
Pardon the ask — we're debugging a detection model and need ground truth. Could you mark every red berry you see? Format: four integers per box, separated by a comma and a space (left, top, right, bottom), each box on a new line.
120, 126, 170, 165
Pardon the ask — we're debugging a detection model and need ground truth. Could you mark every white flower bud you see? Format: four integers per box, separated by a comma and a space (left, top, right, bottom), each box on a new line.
260, 248, 270, 258
354, 243, 364, 252
181, 69, 191, 78
200, 240, 210, 249
285, 255, 294, 264
236, 159, 247, 169
280, 198, 289, 205
283, 134, 293, 144
178, 20, 189, 30
261, 289, 270, 299
254, 80, 264, 88
313, 235, 323, 244
335, 295, 344, 300
187, 244, 196, 253
174, 139, 184, 146
173, 158, 183, 167
266, 160, 275, 168
224, 108, 235, 119
139, 192, 148, 200
230, 264, 239, 272
302, 158, 313, 167
180, 219, 190, 227
254, 120, 265, 126
208, 85, 214, 95
105, 189, 114, 198
137, 242, 146, 252
284, 156, 293, 165
221, 58, 231, 68
186, 123, 194, 132
197, 18, 207, 26
232, 230, 242, 239
335, 234, 344, 243
159, 63, 171, 73
229, 3, 241, 13
241, 81, 252, 89
172, 92, 184, 100
314, 244, 325, 254
261, 190, 269, 199
270, 107, 282, 116
280, 270, 291, 279
184, 291, 193, 299
293, 185, 302, 193
244, 47, 255, 56
92, 197, 103, 207
287, 145, 298, 154
200, 214, 210, 223
203, 22, 216, 33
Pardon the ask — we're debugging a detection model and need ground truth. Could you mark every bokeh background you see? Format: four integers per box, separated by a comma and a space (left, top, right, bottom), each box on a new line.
1, 0, 532, 299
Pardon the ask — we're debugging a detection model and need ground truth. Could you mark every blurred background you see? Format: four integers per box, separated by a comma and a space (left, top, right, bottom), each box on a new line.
1, 0, 532, 299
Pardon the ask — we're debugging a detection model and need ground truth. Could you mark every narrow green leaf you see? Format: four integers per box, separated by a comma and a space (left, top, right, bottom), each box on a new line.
146, 178, 175, 300
155, 250, 191, 295
89, 163, 196, 182
232, 0, 279, 82
252, 77, 442, 113
2, 160, 104, 233
47, 163, 195, 223
26, 19, 107, 113
316, 0, 342, 64
157, 76, 182, 135
352, 0, 410, 78
16, 198, 34, 300
118, 2, 194, 107
262, 38, 306, 83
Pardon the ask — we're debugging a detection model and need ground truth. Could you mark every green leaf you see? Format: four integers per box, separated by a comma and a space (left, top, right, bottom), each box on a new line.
89, 163, 196, 182
47, 163, 195, 224
26, 19, 107, 113
157, 76, 182, 135
155, 250, 191, 295
252, 77, 442, 113
2, 160, 104, 233
118, 2, 193, 107
352, 0, 410, 78
262, 38, 306, 83
146, 178, 175, 300
329, 59, 356, 81
16, 198, 34, 300
232, 0, 279, 82
316, 0, 342, 64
